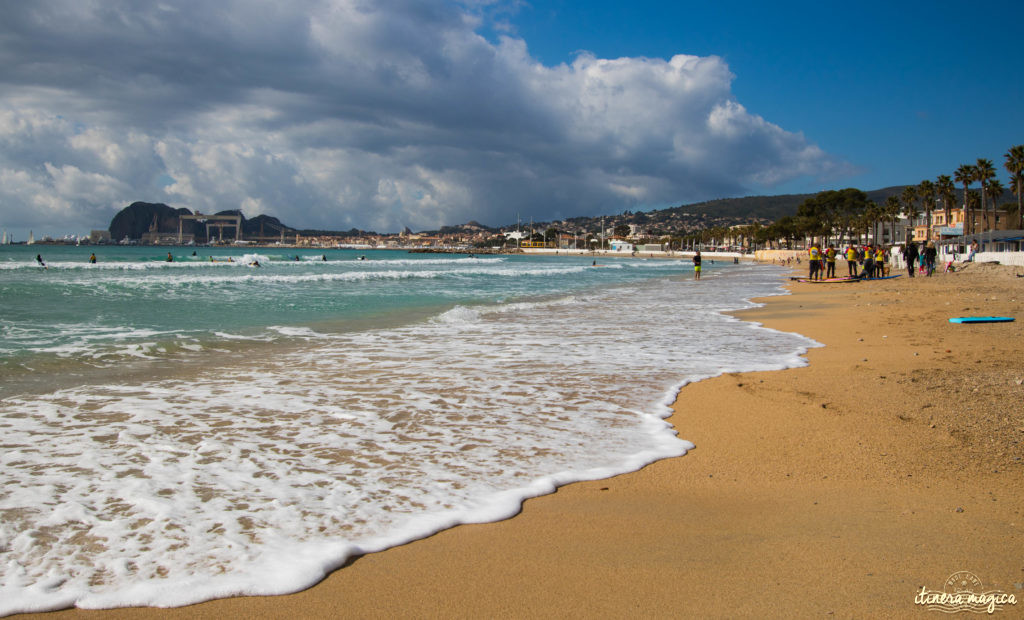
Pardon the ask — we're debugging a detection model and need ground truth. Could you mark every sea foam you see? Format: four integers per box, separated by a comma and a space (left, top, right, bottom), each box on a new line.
0, 262, 817, 615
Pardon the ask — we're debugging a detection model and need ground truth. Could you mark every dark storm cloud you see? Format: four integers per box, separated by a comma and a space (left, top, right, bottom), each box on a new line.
0, 0, 845, 234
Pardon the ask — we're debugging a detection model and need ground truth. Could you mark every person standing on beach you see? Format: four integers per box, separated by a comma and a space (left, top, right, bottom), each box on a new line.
693, 250, 702, 280
902, 241, 918, 277
845, 246, 858, 277
808, 243, 822, 280
825, 245, 837, 279
862, 245, 875, 278
924, 241, 937, 276
875, 246, 886, 277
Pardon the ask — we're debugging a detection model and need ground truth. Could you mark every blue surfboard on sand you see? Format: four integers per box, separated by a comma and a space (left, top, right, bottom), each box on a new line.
949, 317, 1015, 324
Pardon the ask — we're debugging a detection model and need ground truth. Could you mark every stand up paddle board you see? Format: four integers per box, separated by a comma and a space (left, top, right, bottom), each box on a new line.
949, 317, 1015, 324
792, 277, 862, 283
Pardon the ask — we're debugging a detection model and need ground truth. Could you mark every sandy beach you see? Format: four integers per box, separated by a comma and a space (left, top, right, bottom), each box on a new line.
22, 262, 1024, 619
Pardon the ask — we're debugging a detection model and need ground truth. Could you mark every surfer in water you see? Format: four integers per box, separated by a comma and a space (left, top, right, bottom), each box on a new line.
36, 254, 47, 269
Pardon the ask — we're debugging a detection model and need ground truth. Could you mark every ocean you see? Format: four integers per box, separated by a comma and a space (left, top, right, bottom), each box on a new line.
0, 244, 817, 614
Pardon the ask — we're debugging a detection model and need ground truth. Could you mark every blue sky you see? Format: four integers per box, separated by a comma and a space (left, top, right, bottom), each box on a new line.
0, 0, 1021, 238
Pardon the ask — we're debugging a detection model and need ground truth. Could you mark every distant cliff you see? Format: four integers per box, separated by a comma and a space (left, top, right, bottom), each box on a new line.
108, 203, 309, 242
109, 202, 194, 241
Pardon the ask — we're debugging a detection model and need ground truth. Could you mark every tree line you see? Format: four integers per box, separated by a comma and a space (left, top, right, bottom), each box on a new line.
728, 144, 1024, 250
473, 144, 1024, 251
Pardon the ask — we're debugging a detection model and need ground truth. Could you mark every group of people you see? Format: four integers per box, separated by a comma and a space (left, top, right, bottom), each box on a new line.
806, 243, 887, 280
900, 240, 939, 277
806, 239, 941, 281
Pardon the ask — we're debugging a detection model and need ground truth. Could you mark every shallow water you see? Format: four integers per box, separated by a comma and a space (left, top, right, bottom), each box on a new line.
0, 246, 817, 614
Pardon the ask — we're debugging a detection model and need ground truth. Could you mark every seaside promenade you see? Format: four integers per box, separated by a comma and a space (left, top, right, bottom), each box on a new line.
19, 261, 1023, 619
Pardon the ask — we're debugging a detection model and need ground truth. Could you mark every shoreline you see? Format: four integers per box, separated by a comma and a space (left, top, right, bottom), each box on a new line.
18, 263, 1024, 618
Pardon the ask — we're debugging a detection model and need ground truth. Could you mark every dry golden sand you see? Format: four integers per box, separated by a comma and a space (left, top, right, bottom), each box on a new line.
25, 263, 1024, 619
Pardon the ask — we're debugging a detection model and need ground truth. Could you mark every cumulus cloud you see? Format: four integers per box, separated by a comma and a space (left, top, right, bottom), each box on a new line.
0, 0, 845, 235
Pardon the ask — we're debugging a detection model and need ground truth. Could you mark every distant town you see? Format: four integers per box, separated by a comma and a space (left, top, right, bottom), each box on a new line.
9, 197, 788, 252
6, 175, 1021, 254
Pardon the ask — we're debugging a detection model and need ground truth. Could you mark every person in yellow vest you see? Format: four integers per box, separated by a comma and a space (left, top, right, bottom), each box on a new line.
825, 244, 837, 279
875, 246, 886, 277
845, 246, 859, 277
862, 245, 875, 278
807, 243, 822, 280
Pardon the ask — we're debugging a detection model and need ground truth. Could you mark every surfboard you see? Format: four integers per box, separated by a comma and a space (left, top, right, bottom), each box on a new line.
949, 317, 1015, 324
792, 277, 861, 283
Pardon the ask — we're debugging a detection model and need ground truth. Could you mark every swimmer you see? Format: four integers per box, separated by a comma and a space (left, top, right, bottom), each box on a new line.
89, 253, 96, 264
166, 252, 173, 262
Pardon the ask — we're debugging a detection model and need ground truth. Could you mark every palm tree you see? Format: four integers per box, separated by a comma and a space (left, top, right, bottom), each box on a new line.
861, 202, 882, 244
966, 190, 981, 232
1004, 145, 1024, 229
883, 195, 902, 244
936, 174, 955, 230
954, 164, 976, 236
985, 178, 1005, 233
918, 179, 936, 242
901, 185, 919, 242
974, 158, 996, 243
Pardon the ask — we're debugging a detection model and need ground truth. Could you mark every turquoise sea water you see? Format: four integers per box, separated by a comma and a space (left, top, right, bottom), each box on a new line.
0, 244, 817, 614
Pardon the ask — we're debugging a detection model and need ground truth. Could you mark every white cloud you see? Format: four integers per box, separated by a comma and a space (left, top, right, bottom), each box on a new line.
0, 0, 845, 236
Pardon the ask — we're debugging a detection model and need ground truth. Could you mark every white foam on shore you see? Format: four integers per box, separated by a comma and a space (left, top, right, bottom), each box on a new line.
0, 255, 506, 271
36, 265, 590, 293
0, 266, 818, 615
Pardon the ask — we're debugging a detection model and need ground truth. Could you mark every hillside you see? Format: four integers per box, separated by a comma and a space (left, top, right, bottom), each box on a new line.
109, 184, 1010, 241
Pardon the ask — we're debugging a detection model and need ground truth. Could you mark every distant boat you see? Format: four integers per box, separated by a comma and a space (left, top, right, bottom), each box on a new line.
27, 230, 34, 245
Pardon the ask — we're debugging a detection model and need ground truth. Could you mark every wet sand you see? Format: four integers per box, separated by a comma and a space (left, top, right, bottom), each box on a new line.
24, 262, 1024, 618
